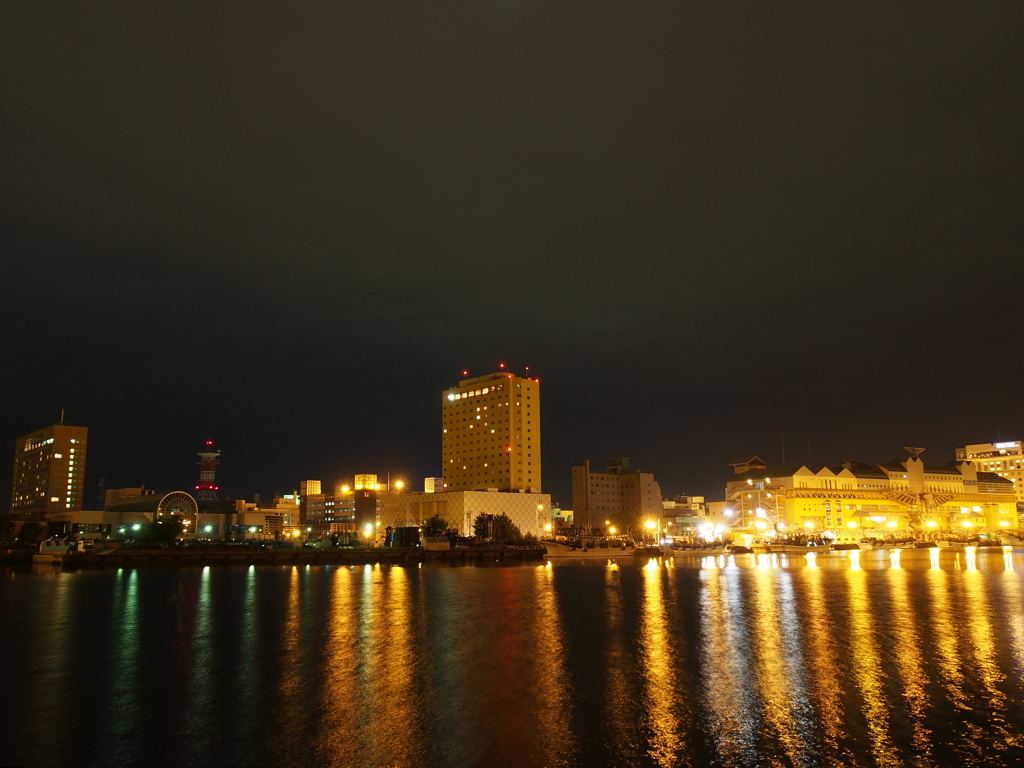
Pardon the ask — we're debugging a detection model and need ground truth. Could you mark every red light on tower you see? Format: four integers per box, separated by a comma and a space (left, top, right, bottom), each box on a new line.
196, 440, 222, 503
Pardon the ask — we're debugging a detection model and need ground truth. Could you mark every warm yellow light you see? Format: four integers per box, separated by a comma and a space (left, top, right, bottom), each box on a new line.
609, 526, 617, 535
846, 521, 858, 528
804, 522, 814, 529
341, 485, 350, 493
887, 521, 898, 528
645, 520, 656, 530
544, 524, 551, 532
394, 480, 404, 490
999, 521, 1010, 527
926, 521, 938, 528
755, 521, 767, 530
961, 521, 974, 528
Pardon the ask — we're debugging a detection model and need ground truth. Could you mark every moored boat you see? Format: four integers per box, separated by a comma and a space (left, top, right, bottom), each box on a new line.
774, 535, 832, 554
543, 541, 631, 558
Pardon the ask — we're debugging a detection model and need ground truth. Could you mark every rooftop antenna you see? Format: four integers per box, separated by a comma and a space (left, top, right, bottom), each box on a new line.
525, 365, 530, 378
59, 408, 65, 424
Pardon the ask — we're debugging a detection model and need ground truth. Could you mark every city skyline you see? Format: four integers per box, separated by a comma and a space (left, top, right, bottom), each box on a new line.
3, 1, 1021, 510
5, 403, 1016, 515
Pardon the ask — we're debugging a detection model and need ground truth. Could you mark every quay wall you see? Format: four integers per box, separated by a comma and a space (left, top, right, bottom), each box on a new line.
46, 546, 546, 570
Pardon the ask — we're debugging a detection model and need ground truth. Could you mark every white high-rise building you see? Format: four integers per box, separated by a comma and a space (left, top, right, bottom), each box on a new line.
957, 441, 1024, 506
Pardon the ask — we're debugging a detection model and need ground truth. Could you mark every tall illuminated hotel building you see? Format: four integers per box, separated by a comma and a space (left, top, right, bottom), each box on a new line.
442, 371, 541, 492
10, 422, 89, 518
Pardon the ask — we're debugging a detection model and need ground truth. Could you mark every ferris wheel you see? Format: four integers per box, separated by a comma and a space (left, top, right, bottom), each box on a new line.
157, 491, 199, 519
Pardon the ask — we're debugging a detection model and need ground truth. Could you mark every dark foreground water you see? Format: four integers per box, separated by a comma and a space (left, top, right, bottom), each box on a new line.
2, 548, 1024, 768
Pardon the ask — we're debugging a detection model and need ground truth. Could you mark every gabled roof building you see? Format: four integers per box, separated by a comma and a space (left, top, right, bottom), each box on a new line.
725, 447, 1017, 536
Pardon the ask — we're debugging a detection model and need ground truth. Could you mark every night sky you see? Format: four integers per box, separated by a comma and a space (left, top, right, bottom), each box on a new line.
3, 1, 1022, 509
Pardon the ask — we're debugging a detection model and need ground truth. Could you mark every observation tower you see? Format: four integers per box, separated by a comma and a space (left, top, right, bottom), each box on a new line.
196, 440, 221, 502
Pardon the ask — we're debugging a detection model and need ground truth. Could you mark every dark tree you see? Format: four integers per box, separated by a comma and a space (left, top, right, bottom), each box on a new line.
16, 521, 44, 545
0, 514, 14, 546
422, 514, 449, 536
474, 513, 523, 544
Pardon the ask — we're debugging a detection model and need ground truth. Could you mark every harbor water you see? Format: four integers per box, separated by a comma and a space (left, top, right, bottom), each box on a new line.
2, 547, 1023, 767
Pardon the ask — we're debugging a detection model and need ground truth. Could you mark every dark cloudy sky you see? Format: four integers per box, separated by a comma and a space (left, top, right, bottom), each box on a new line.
3, 1, 1022, 508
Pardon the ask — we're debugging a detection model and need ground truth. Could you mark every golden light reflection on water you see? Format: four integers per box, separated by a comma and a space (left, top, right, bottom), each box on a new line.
699, 568, 759, 765
321, 567, 357, 761
962, 557, 1020, 750
846, 568, 901, 766
639, 560, 684, 765
965, 546, 978, 572
370, 566, 420, 766
273, 565, 305, 752
924, 568, 969, 714
886, 566, 933, 760
801, 562, 852, 763
749, 566, 813, 764
601, 562, 636, 762
531, 564, 575, 766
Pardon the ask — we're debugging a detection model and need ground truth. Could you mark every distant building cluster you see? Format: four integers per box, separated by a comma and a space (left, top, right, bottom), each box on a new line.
6, 370, 551, 543
5, 374, 1022, 545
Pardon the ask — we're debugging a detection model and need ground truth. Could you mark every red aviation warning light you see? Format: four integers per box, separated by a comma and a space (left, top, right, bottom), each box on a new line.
196, 439, 222, 503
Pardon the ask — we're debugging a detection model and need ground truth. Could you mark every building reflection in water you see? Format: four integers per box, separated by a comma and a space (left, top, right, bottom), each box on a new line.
925, 563, 970, 715
108, 569, 141, 767
886, 563, 934, 759
531, 563, 575, 766
600, 561, 637, 762
801, 558, 852, 760
6, 550, 1024, 768
846, 563, 900, 765
961, 552, 1016, 750
1001, 554, 1024, 681
183, 566, 215, 761
698, 565, 760, 765
639, 558, 685, 765
749, 564, 815, 763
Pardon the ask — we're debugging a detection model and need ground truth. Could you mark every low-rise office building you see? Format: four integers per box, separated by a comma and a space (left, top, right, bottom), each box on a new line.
570, 458, 662, 533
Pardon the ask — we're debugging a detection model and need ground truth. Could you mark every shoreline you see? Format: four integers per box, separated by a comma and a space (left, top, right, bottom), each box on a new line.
32, 545, 547, 570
